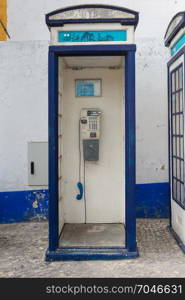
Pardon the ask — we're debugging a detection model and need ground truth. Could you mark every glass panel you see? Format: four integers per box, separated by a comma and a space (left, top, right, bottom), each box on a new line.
179, 67, 183, 89
176, 138, 180, 157
175, 70, 179, 90
181, 184, 184, 203
179, 92, 182, 111
176, 114, 180, 134
181, 160, 184, 181
177, 181, 181, 201
178, 138, 181, 157
172, 72, 175, 92
182, 187, 185, 206
181, 138, 184, 158
173, 137, 176, 155
171, 65, 184, 205
180, 115, 183, 135
176, 94, 179, 112
180, 91, 183, 111
172, 94, 176, 113
172, 116, 176, 134
176, 159, 180, 179
173, 158, 176, 177
178, 92, 181, 113
173, 179, 176, 200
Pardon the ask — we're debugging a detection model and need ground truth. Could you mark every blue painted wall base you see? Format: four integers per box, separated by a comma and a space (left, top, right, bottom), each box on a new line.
136, 182, 170, 218
0, 189, 49, 223
0, 182, 169, 223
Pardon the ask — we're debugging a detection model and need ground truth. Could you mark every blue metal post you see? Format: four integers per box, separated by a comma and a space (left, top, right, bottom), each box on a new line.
125, 50, 137, 252
48, 49, 59, 251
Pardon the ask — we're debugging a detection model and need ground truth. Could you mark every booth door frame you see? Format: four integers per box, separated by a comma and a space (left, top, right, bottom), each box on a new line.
167, 46, 185, 252
47, 44, 137, 260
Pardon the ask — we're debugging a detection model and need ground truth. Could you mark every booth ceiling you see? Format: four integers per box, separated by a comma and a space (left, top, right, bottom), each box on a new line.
63, 56, 124, 68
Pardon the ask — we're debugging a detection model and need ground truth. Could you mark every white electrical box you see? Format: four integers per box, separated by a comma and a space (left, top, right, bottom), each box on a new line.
28, 142, 48, 186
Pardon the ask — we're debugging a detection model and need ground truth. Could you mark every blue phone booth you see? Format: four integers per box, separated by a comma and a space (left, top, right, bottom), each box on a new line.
165, 11, 185, 253
45, 4, 139, 261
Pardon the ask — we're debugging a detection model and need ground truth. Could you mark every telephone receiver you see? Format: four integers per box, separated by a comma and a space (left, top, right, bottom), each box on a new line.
76, 182, 83, 200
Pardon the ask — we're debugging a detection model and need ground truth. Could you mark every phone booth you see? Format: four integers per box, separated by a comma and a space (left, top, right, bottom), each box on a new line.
165, 11, 185, 253
45, 4, 139, 261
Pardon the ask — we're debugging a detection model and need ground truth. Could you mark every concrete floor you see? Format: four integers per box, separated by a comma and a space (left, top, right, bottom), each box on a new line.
59, 223, 125, 247
0, 219, 185, 277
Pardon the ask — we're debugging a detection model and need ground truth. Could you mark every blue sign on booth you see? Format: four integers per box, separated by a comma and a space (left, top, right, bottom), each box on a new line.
58, 30, 127, 43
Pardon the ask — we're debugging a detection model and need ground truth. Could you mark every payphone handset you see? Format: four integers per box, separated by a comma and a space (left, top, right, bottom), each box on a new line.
80, 108, 101, 140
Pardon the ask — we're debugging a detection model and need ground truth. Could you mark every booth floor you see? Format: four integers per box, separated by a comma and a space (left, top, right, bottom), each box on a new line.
1, 219, 185, 277
59, 223, 125, 247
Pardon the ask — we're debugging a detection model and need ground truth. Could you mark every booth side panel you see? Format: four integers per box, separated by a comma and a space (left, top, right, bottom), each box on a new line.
168, 50, 185, 247
48, 50, 59, 251
125, 50, 137, 252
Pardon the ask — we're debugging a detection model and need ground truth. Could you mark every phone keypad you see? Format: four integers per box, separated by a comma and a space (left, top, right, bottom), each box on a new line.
89, 117, 98, 130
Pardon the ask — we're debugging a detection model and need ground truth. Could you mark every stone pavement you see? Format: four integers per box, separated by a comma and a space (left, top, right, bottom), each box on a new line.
0, 219, 185, 278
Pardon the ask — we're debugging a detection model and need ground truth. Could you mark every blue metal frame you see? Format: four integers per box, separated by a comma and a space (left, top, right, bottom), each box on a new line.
125, 51, 136, 252
46, 4, 139, 28
46, 44, 138, 261
170, 64, 184, 207
167, 57, 172, 227
46, 248, 138, 261
48, 50, 59, 251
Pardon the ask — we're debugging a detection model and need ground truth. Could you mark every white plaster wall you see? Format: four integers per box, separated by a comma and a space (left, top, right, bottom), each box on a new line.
1, 0, 185, 191
0, 41, 48, 191
136, 38, 169, 183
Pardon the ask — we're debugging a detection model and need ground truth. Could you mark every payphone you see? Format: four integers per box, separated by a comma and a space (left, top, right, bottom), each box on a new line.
80, 108, 101, 161
76, 108, 101, 202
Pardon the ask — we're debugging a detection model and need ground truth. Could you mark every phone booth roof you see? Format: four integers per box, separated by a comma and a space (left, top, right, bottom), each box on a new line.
46, 4, 139, 29
164, 11, 185, 47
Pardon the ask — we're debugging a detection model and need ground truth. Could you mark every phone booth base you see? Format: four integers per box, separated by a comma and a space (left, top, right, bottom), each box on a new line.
45, 4, 139, 261
165, 12, 185, 254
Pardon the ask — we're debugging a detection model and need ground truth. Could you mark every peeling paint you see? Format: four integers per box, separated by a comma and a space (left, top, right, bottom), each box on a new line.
32, 200, 38, 208
0, 189, 49, 223
136, 182, 170, 218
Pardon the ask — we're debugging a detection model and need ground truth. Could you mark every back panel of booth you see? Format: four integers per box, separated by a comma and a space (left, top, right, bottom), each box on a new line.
58, 57, 125, 225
